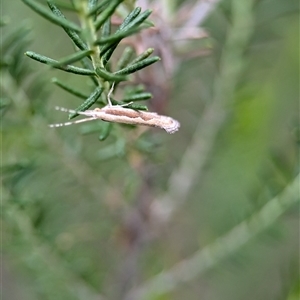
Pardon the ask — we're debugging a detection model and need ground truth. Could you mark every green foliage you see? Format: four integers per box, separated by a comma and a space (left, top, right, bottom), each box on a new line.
1, 1, 299, 300
22, 0, 81, 31
20, 0, 159, 140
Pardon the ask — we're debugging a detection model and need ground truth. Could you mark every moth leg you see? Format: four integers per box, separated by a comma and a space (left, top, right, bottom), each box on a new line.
107, 82, 115, 107
119, 101, 133, 107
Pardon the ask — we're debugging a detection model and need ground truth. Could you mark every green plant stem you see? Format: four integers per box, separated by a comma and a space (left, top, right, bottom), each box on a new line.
77, 1, 102, 68
76, 1, 110, 101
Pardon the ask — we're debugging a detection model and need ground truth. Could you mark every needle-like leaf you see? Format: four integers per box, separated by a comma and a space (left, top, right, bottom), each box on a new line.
117, 47, 135, 70
47, 1, 88, 50
95, 67, 127, 82
52, 78, 90, 99
114, 56, 160, 75
69, 86, 103, 119
94, 0, 124, 31
94, 26, 143, 46
117, 6, 141, 32
21, 0, 81, 32
100, 8, 151, 65
100, 7, 141, 56
101, 18, 111, 37
129, 48, 154, 65
87, 0, 111, 17
120, 9, 152, 32
25, 51, 95, 75
49, 49, 93, 67
99, 122, 112, 141
122, 93, 152, 102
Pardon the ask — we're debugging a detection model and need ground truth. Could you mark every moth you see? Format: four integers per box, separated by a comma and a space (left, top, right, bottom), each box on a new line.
49, 105, 180, 134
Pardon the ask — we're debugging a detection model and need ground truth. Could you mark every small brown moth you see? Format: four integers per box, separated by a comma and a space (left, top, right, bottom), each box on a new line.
49, 105, 180, 134
50, 83, 180, 133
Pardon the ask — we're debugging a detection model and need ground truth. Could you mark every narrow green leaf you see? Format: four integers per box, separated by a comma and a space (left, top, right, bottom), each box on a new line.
80, 57, 99, 86
0, 162, 34, 174
124, 84, 145, 96
117, 47, 134, 70
95, 67, 127, 82
122, 92, 152, 102
94, 0, 124, 31
79, 121, 104, 135
1, 24, 31, 54
52, 77, 90, 99
27, 75, 50, 104
21, 0, 81, 32
25, 51, 95, 75
94, 26, 142, 46
129, 48, 154, 65
126, 103, 148, 110
47, 1, 87, 50
0, 97, 11, 109
114, 56, 160, 75
118, 6, 141, 32
0, 16, 10, 26
69, 86, 103, 119
110, 99, 148, 111
99, 122, 112, 141
100, 8, 150, 65
10, 40, 32, 83
98, 139, 126, 160
87, 0, 110, 16
101, 44, 118, 66
87, 0, 99, 20
100, 7, 141, 56
133, 85, 145, 93
50, 49, 93, 67
121, 9, 152, 32
51, 0, 77, 11
101, 18, 111, 37
88, 0, 99, 11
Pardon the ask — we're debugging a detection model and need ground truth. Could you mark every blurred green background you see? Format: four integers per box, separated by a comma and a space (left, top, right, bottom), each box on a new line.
1, 0, 299, 300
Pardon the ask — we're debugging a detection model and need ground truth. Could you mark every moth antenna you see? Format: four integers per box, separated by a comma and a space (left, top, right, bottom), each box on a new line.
49, 117, 96, 128
54, 106, 74, 113
54, 106, 93, 116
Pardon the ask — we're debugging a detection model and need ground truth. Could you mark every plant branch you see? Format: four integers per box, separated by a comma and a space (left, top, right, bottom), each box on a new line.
126, 173, 300, 300
150, 0, 255, 224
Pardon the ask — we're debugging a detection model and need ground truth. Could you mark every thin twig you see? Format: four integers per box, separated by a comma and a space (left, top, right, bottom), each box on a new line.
3, 198, 108, 300
150, 0, 255, 224
126, 173, 300, 300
